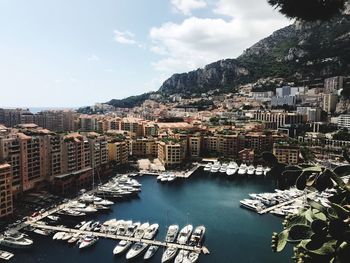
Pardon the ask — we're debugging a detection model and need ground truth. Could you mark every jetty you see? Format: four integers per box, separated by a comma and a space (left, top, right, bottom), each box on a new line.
28, 222, 206, 253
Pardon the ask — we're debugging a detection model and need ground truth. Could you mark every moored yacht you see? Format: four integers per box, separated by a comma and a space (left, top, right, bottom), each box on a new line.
0, 232, 33, 249
165, 225, 179, 243
210, 162, 221, 173
219, 163, 228, 173
238, 163, 248, 175
177, 225, 193, 245
187, 251, 200, 263
203, 163, 212, 171
247, 165, 255, 176
79, 235, 98, 249
174, 249, 189, 263
255, 165, 264, 176
161, 247, 178, 263
144, 245, 159, 260
226, 161, 238, 176
189, 225, 205, 247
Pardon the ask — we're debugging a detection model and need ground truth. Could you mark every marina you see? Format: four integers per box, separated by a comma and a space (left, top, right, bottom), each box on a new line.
0, 171, 291, 263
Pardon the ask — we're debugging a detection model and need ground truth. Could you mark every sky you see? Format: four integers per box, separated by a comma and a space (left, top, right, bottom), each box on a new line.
0, 0, 291, 107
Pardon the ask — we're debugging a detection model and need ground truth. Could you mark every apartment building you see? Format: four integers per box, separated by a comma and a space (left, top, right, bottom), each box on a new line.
132, 138, 157, 158
254, 111, 306, 128
0, 163, 13, 218
273, 143, 300, 165
322, 94, 338, 114
87, 133, 108, 168
338, 115, 350, 129
108, 141, 129, 165
157, 140, 186, 167
188, 135, 201, 157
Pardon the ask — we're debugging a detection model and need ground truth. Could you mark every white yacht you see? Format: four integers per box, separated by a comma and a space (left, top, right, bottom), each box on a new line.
61, 232, 73, 241
0, 232, 33, 248
53, 232, 65, 240
264, 167, 271, 176
203, 163, 212, 171
161, 247, 178, 263
189, 225, 205, 247
219, 163, 228, 173
165, 225, 179, 243
167, 174, 176, 182
113, 240, 133, 255
175, 249, 189, 263
247, 165, 255, 176
47, 215, 59, 221
177, 225, 193, 245
240, 199, 265, 212
226, 161, 238, 176
187, 251, 200, 262
79, 235, 98, 249
143, 224, 159, 239
134, 222, 150, 238
157, 174, 163, 181
161, 174, 170, 182
238, 163, 248, 175
255, 165, 264, 176
144, 245, 159, 260
0, 250, 14, 261
210, 162, 221, 173
67, 233, 81, 244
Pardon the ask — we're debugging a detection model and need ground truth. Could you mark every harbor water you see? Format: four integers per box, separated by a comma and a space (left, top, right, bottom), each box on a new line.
9, 170, 292, 263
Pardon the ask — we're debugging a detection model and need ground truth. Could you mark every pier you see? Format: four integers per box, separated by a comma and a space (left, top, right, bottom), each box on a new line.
257, 192, 314, 215
28, 222, 205, 253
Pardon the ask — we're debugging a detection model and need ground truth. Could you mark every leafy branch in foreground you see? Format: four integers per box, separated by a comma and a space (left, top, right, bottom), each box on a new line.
262, 149, 350, 262
267, 0, 346, 21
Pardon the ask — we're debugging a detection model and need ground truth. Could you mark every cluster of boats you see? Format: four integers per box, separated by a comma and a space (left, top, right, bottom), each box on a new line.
95, 174, 142, 199
204, 161, 270, 176
240, 187, 337, 216
157, 173, 177, 182
48, 218, 205, 262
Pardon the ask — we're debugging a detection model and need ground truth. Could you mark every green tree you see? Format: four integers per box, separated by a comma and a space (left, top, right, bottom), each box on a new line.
267, 0, 346, 21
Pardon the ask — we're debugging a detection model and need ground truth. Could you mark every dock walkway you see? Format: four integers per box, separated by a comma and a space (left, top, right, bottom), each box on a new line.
29, 223, 203, 253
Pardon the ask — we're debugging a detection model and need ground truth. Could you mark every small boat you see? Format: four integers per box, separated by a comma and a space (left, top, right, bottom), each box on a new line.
174, 249, 189, 263
219, 163, 228, 173
177, 225, 193, 245
160, 174, 169, 182
189, 225, 205, 247
144, 245, 159, 260
75, 221, 86, 229
113, 240, 132, 255
53, 232, 65, 240
210, 162, 220, 173
79, 235, 98, 249
255, 165, 264, 176
0, 232, 33, 249
161, 247, 178, 263
33, 228, 52, 236
157, 175, 163, 181
61, 232, 73, 241
238, 164, 248, 175
187, 251, 200, 262
165, 225, 179, 243
167, 174, 176, 182
226, 161, 238, 176
203, 163, 212, 171
47, 215, 59, 221
67, 233, 81, 244
247, 165, 255, 176
264, 167, 271, 176
0, 250, 14, 261
125, 242, 148, 260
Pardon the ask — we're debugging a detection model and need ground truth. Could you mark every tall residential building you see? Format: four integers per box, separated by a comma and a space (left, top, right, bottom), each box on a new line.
188, 135, 201, 157
322, 94, 338, 113
87, 133, 108, 168
338, 115, 350, 129
273, 143, 300, 165
131, 138, 157, 158
324, 76, 344, 94
0, 163, 13, 218
108, 141, 129, 165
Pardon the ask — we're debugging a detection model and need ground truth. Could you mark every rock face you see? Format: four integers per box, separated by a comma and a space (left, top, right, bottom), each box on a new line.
108, 11, 350, 107
159, 59, 249, 95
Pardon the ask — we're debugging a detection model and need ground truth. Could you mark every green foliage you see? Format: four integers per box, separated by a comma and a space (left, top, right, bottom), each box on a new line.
333, 131, 350, 141
108, 92, 154, 108
267, 0, 346, 21
267, 148, 350, 262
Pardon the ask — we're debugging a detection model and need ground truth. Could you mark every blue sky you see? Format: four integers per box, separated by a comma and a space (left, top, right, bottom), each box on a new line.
0, 0, 290, 107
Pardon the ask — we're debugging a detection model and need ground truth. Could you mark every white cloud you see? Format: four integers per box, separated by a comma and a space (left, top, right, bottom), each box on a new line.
87, 54, 100, 61
149, 0, 290, 74
114, 30, 137, 45
171, 0, 207, 15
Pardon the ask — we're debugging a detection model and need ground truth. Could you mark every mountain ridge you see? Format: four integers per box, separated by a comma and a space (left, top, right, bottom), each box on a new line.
108, 12, 350, 108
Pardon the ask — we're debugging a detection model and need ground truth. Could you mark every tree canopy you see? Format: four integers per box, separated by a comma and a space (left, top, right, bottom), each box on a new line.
267, 0, 346, 21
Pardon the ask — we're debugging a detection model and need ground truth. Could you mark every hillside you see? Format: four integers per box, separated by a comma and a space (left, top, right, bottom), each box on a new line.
108, 11, 350, 108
